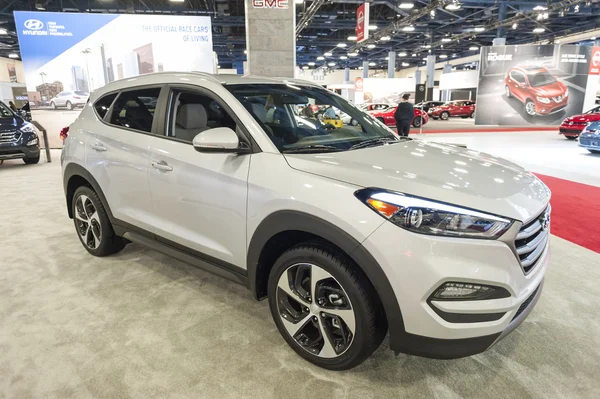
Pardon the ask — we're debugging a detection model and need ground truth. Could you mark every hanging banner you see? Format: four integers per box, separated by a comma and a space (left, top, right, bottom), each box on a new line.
354, 77, 363, 92
14, 11, 214, 147
356, 3, 369, 43
589, 46, 600, 75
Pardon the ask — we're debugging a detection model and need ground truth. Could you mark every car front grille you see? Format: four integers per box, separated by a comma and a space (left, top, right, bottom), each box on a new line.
0, 131, 20, 144
579, 138, 600, 147
511, 284, 540, 322
514, 206, 550, 274
560, 128, 583, 134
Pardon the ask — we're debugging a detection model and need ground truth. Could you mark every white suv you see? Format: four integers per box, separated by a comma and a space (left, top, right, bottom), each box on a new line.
61, 72, 551, 370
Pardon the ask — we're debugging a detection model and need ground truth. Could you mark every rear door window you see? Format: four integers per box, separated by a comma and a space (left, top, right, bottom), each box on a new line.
94, 93, 118, 119
108, 88, 161, 133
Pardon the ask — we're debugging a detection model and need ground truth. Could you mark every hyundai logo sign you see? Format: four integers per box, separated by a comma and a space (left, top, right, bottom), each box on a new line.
24, 19, 44, 30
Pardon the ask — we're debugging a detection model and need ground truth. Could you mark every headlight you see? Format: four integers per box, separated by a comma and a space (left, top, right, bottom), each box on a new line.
26, 137, 38, 146
355, 189, 513, 239
19, 123, 35, 134
536, 97, 551, 104
564, 88, 569, 97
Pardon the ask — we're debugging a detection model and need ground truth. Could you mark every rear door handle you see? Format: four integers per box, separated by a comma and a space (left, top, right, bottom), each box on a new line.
152, 161, 173, 172
90, 143, 107, 152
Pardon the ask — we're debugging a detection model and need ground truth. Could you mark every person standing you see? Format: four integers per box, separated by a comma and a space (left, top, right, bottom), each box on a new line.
394, 93, 414, 137
8, 101, 17, 112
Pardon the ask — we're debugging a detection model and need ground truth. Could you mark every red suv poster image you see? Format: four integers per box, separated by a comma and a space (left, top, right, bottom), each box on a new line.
476, 45, 595, 126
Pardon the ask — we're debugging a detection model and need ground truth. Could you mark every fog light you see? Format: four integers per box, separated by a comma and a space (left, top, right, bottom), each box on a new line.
432, 282, 510, 301
26, 137, 38, 146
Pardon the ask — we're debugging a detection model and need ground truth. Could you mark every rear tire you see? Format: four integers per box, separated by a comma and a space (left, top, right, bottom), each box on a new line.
440, 111, 450, 120
66, 101, 73, 110
413, 117, 422, 128
72, 186, 126, 257
470, 111, 475, 118
566, 136, 578, 140
589, 149, 600, 154
505, 85, 512, 98
23, 155, 40, 164
268, 244, 386, 370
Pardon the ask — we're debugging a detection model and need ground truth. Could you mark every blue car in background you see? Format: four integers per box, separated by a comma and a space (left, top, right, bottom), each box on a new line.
579, 122, 600, 154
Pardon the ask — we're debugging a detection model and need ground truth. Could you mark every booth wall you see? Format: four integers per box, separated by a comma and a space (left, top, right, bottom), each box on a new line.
0, 58, 25, 84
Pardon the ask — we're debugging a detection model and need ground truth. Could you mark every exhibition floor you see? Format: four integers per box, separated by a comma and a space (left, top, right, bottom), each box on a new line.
1, 138, 599, 398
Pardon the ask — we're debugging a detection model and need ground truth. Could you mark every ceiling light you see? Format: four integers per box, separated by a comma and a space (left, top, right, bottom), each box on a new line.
317, 56, 325, 60
348, 52, 358, 57
359, 66, 363, 70
295, 0, 304, 3
8, 53, 19, 59
474, 27, 485, 32
328, 62, 336, 66
337, 43, 347, 48
556, 40, 561, 43
308, 62, 315, 66
574, 5, 580, 12
533, 5, 547, 11
533, 28, 545, 33
469, 46, 479, 51
302, 65, 309, 69
445, 3, 461, 10
368, 25, 377, 30
401, 62, 409, 67
348, 36, 357, 41
430, 10, 436, 18
380, 36, 391, 41
35, 1, 45, 10
368, 62, 377, 66
442, 38, 452, 42
385, 56, 389, 60
423, 44, 431, 49
324, 52, 333, 56
403, 25, 415, 32
0, 29, 7, 35
591, 36, 597, 40
399, 2, 414, 9
398, 52, 407, 57
367, 44, 376, 49
340, 55, 348, 60
439, 54, 448, 59
244, 50, 247, 54
411, 53, 417, 57
512, 23, 518, 29
170, 0, 185, 2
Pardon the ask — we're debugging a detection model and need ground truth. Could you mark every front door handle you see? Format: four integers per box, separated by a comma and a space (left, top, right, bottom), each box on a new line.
90, 143, 107, 152
152, 161, 173, 172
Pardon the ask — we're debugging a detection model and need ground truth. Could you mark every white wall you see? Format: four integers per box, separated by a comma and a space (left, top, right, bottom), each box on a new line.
0, 57, 25, 83
0, 82, 27, 104
439, 70, 479, 90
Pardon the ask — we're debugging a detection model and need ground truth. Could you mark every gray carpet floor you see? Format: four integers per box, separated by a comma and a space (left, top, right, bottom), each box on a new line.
1, 152, 599, 399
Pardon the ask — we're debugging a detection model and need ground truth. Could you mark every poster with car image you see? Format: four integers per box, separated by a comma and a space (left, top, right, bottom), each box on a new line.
14, 11, 214, 147
475, 45, 597, 126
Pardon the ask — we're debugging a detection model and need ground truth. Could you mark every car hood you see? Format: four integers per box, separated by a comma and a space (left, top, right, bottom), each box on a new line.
0, 115, 24, 132
531, 81, 566, 97
284, 140, 550, 222
563, 113, 600, 124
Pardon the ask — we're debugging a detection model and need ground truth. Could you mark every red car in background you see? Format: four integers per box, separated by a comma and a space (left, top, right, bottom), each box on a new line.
505, 65, 568, 116
559, 106, 600, 140
370, 107, 429, 128
429, 101, 476, 120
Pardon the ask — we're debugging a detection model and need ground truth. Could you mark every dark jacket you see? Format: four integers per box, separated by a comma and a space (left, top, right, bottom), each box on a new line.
394, 101, 414, 121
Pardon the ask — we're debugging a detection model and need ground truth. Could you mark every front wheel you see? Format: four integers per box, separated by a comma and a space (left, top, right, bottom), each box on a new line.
470, 111, 475, 118
72, 186, 126, 256
23, 155, 40, 164
525, 100, 536, 116
505, 85, 512, 98
268, 245, 386, 370
566, 136, 578, 140
413, 117, 422, 128
589, 149, 600, 154
440, 111, 450, 120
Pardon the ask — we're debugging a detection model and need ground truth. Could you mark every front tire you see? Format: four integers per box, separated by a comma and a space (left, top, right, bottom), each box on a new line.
589, 149, 600, 154
72, 186, 126, 256
525, 100, 536, 116
23, 155, 40, 164
268, 245, 385, 370
50, 102, 56, 110
470, 111, 475, 118
566, 136, 578, 140
505, 85, 512, 98
440, 111, 450, 120
413, 117, 422, 128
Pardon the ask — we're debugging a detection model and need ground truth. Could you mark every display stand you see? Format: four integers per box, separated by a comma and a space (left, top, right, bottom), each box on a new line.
31, 121, 51, 163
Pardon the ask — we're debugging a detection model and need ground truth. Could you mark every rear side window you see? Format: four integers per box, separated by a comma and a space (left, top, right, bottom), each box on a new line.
109, 88, 161, 133
94, 93, 117, 119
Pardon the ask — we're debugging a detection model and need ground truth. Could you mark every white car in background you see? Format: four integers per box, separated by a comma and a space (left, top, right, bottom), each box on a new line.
61, 72, 551, 370
50, 91, 89, 110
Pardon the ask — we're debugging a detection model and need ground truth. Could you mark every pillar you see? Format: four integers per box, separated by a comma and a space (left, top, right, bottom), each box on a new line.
245, 1, 296, 77
493, 38, 506, 46
344, 67, 350, 83
388, 51, 395, 78
496, 2, 507, 40
442, 63, 452, 101
426, 55, 435, 101
414, 70, 422, 84
362, 61, 369, 78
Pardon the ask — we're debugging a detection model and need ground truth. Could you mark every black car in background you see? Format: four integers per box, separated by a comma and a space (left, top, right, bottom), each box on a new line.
0, 100, 40, 164
415, 101, 445, 113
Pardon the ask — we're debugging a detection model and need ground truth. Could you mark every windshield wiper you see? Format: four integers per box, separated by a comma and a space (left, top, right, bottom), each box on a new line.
349, 137, 404, 150
282, 145, 344, 154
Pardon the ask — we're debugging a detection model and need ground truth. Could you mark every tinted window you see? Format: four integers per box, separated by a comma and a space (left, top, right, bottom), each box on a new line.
168, 89, 237, 143
75, 91, 89, 96
109, 88, 160, 132
94, 93, 117, 119
528, 71, 557, 87
0, 101, 13, 117
62, 92, 72, 96
510, 71, 525, 84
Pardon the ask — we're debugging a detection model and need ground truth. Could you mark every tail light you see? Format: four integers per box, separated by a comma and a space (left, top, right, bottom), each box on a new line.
73, 96, 80, 99
60, 126, 69, 140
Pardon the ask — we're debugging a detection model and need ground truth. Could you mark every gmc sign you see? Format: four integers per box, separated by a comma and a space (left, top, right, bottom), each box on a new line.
253, 0, 289, 9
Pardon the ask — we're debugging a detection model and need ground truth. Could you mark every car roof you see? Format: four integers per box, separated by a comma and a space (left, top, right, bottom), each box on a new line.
513, 65, 547, 73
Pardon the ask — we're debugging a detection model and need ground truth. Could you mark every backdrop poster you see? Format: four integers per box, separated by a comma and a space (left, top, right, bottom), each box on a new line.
475, 45, 596, 126
14, 11, 214, 144
361, 78, 415, 105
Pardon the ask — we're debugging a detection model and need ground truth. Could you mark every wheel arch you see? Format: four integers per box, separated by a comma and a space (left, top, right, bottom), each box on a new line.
247, 210, 405, 345
63, 163, 114, 222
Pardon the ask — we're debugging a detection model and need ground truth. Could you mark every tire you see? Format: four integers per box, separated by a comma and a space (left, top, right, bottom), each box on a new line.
268, 244, 386, 370
525, 100, 536, 116
461, 116, 469, 119
50, 102, 56, 110
351, 118, 358, 126
505, 85, 512, 98
589, 149, 600, 154
440, 111, 450, 120
23, 155, 40, 164
72, 186, 126, 257
412, 117, 422, 128
376, 117, 385, 124
470, 111, 475, 118
566, 136, 578, 140
432, 116, 439, 120
66, 101, 73, 110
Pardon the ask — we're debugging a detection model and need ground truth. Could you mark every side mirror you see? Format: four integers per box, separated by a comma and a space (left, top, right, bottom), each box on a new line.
192, 127, 250, 154
520, 82, 528, 88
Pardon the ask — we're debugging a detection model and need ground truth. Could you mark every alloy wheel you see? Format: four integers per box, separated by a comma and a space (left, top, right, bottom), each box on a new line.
441, 112, 449, 120
526, 101, 536, 116
505, 86, 511, 98
276, 263, 356, 358
75, 194, 102, 250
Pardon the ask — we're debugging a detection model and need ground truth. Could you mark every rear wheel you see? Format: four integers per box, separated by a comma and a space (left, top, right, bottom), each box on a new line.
440, 111, 450, 120
470, 111, 475, 118
566, 136, 578, 140
66, 101, 73, 110
50, 102, 56, 110
72, 186, 126, 256
268, 245, 385, 370
589, 149, 600, 154
413, 117, 422, 128
23, 155, 40, 164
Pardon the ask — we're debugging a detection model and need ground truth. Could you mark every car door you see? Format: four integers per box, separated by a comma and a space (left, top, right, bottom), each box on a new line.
510, 71, 527, 102
55, 92, 65, 106
146, 85, 251, 268
86, 86, 162, 232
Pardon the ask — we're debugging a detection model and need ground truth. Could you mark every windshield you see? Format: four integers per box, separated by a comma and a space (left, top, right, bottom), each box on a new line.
0, 102, 14, 118
585, 106, 600, 114
528, 71, 557, 87
226, 84, 400, 153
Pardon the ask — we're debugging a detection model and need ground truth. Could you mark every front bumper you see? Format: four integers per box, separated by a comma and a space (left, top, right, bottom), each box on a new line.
579, 134, 600, 150
536, 99, 567, 115
559, 125, 585, 136
361, 219, 549, 359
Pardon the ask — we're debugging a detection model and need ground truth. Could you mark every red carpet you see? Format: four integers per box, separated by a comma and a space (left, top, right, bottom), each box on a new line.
535, 174, 600, 253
